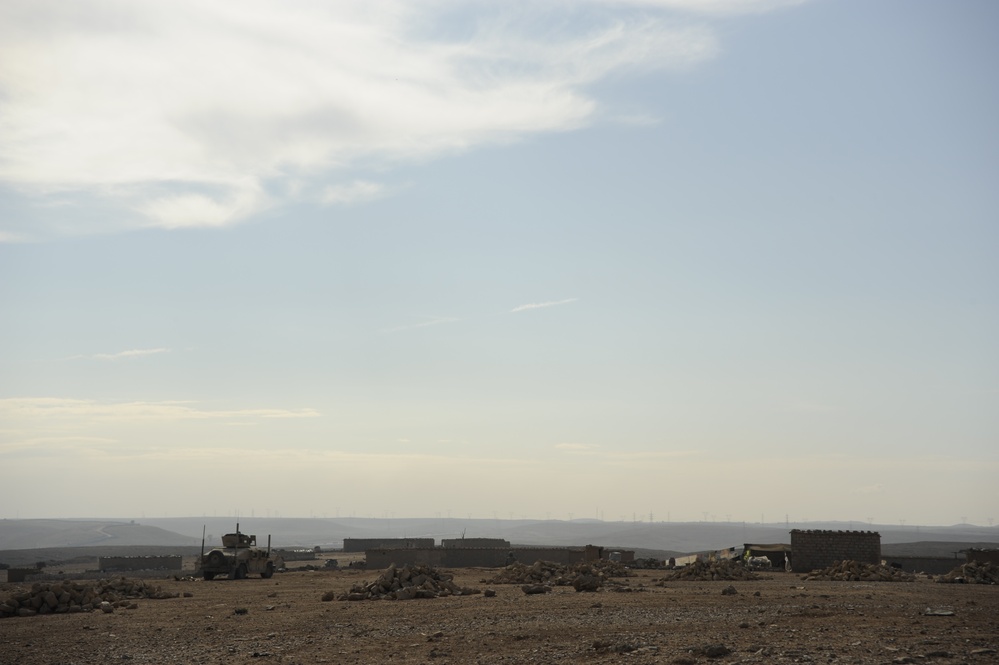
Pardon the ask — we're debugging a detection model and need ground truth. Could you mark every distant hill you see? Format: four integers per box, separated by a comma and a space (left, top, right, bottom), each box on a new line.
0, 519, 200, 550
2, 517, 996, 557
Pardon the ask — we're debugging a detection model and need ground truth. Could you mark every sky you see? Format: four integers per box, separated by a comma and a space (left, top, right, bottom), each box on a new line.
1, 0, 996, 526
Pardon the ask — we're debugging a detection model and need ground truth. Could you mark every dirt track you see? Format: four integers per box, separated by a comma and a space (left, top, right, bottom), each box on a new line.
2, 567, 997, 664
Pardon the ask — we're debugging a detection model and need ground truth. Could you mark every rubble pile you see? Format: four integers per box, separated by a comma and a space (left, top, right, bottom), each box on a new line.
655, 559, 759, 583
483, 559, 629, 590
801, 560, 915, 582
936, 562, 999, 585
338, 564, 481, 601
1, 578, 178, 618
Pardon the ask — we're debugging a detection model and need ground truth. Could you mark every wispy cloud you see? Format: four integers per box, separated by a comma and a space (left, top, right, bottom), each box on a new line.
511, 298, 578, 313
591, 0, 807, 15
555, 442, 600, 452
0, 397, 320, 422
321, 180, 388, 206
90, 348, 171, 361
0, 0, 753, 239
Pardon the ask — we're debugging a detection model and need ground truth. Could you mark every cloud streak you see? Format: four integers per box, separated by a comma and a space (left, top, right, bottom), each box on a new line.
90, 348, 171, 361
0, 397, 320, 423
511, 298, 578, 313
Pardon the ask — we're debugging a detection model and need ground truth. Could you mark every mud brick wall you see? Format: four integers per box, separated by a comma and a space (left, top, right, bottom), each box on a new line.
441, 538, 511, 549
790, 530, 881, 573
343, 538, 435, 552
365, 547, 593, 569
365, 548, 445, 568
966, 549, 999, 565
882, 556, 962, 575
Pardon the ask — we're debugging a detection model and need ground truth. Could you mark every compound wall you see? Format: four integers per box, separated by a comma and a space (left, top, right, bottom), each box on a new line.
882, 556, 962, 575
966, 549, 999, 565
364, 546, 598, 569
343, 538, 435, 553
441, 538, 510, 549
790, 530, 881, 573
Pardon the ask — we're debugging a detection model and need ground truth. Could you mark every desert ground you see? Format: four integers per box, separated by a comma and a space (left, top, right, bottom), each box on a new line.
2, 561, 998, 665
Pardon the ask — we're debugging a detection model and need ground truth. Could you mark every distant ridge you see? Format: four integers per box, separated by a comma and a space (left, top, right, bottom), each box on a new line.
2, 517, 996, 554
0, 519, 200, 550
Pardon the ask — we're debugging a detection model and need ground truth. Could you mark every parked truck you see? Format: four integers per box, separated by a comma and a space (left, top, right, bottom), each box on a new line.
200, 524, 282, 580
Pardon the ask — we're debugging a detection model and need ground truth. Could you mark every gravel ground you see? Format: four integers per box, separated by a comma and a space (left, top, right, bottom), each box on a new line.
2, 567, 997, 664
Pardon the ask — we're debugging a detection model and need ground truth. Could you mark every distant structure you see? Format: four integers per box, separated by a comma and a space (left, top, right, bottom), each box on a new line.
441, 538, 510, 549
966, 548, 999, 566
790, 530, 880, 573
342, 538, 434, 553
366, 544, 605, 569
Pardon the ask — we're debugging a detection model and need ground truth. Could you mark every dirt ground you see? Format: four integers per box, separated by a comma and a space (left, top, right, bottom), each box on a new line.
1, 567, 997, 665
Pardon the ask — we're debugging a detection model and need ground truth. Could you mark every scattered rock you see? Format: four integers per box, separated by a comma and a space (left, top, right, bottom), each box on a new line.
0, 578, 178, 619
936, 562, 999, 585
721, 585, 738, 595
655, 559, 758, 583
484, 559, 630, 590
572, 575, 601, 592
691, 644, 732, 658
336, 564, 480, 601
802, 560, 916, 582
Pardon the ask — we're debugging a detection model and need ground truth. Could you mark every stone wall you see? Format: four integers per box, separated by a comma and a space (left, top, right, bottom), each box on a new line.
6, 568, 40, 583
441, 538, 510, 549
98, 556, 183, 572
364, 546, 595, 569
365, 548, 444, 568
882, 556, 963, 575
966, 549, 999, 565
790, 530, 880, 573
343, 538, 435, 553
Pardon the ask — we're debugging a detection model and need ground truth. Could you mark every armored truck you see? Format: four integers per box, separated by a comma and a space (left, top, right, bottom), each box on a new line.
200, 525, 282, 580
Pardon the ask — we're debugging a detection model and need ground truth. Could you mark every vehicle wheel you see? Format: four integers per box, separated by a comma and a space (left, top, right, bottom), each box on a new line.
261, 562, 274, 579
203, 571, 215, 581
208, 551, 225, 567
233, 563, 247, 580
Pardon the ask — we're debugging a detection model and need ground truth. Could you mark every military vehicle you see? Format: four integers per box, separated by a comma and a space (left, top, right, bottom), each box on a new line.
200, 524, 282, 580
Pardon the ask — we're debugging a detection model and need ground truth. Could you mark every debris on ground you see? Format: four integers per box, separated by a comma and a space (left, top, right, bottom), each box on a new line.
935, 562, 999, 585
801, 560, 915, 582
654, 559, 759, 583
337, 564, 480, 601
1, 578, 178, 618
482, 559, 630, 591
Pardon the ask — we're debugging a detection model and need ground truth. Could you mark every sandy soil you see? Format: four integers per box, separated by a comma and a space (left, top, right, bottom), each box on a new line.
2, 567, 997, 664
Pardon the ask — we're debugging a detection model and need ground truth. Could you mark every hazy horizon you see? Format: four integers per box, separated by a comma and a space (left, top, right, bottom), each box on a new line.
2, 1, 996, 527
3, 514, 996, 531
